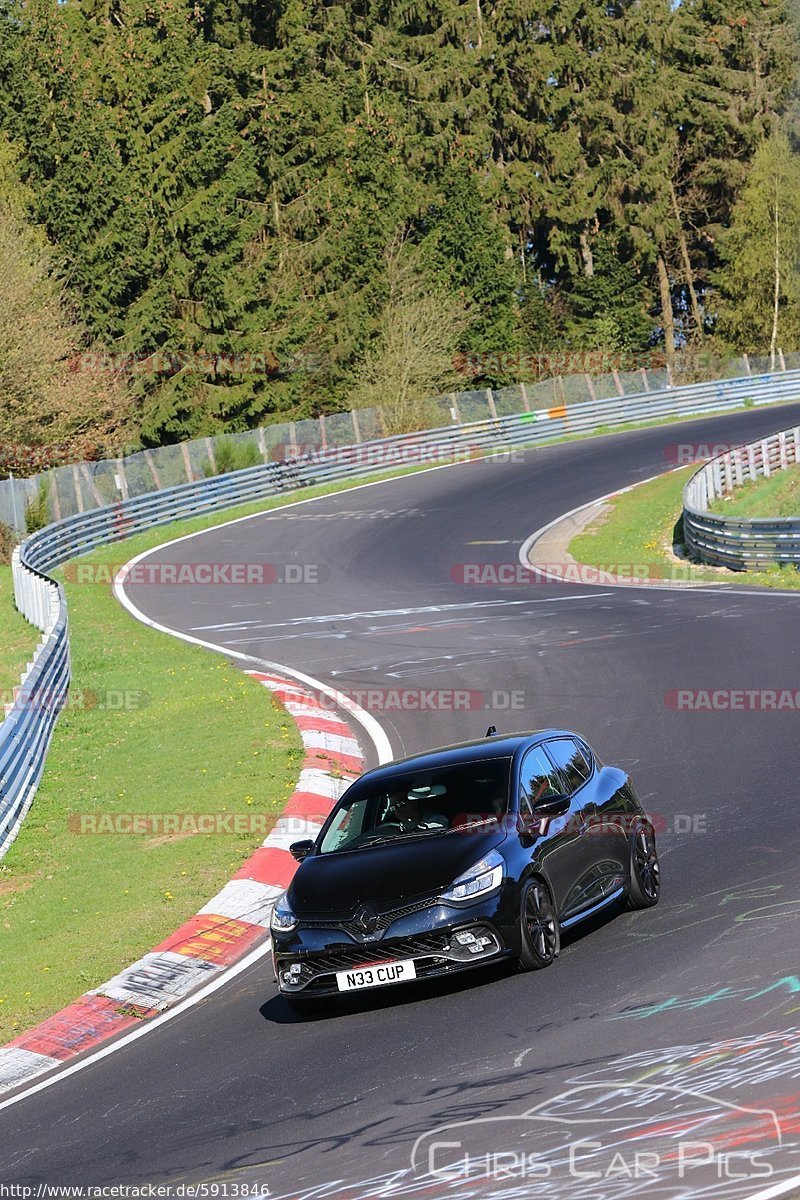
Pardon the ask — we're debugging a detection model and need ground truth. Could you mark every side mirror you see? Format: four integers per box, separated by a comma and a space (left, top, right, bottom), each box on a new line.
290, 839, 315, 862
531, 794, 570, 819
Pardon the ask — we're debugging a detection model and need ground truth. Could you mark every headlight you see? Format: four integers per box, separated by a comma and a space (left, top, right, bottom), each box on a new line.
440, 850, 504, 903
270, 892, 298, 932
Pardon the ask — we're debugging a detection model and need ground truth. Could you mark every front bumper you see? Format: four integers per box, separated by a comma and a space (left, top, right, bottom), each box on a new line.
273, 898, 514, 997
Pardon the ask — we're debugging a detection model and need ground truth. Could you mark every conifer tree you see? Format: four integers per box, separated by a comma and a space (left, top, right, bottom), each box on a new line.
715, 128, 800, 359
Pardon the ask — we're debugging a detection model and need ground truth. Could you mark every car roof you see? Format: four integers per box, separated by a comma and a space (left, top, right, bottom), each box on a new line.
361, 730, 582, 782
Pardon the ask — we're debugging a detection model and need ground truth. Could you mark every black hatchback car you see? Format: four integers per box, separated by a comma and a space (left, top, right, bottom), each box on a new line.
271, 730, 659, 1010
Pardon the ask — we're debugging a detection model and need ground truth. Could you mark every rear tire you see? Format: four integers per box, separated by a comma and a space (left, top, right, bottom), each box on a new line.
626, 821, 660, 909
517, 879, 560, 970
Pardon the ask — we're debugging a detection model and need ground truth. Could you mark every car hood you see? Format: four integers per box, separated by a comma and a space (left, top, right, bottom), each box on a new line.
289, 827, 507, 914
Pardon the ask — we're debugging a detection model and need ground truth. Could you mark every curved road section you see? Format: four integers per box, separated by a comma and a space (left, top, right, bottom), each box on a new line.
4, 405, 800, 1199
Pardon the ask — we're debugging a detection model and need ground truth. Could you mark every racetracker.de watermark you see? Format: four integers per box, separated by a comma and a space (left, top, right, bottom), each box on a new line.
666, 688, 800, 711
451, 562, 696, 585
67, 349, 325, 376
269, 443, 527, 465
301, 686, 525, 712
2, 687, 150, 712
63, 562, 328, 586
453, 349, 666, 378
68, 813, 276, 835
663, 441, 752, 465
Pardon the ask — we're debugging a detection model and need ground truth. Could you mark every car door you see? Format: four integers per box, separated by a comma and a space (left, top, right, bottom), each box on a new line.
518, 744, 591, 922
543, 737, 620, 908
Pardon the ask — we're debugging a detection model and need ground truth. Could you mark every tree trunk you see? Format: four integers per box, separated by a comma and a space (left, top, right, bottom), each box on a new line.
362, 61, 371, 117
579, 229, 594, 277
272, 183, 284, 273
657, 252, 676, 373
770, 176, 780, 371
669, 181, 703, 337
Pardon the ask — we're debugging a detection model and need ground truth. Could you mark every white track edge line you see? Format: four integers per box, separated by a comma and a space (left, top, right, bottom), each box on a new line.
0, 934, 272, 1113
0, 508, 396, 1109
518, 465, 800, 599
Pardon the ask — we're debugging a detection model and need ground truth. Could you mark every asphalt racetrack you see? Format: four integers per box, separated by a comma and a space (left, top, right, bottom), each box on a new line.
4, 403, 800, 1199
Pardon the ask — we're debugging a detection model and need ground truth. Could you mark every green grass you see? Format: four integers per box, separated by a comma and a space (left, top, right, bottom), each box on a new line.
0, 553, 306, 1043
0, 565, 38, 700
0, 465, 449, 1041
710, 462, 800, 518
568, 465, 800, 590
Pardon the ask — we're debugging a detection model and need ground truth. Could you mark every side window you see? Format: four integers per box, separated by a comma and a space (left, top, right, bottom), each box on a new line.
578, 738, 598, 770
519, 746, 564, 809
545, 739, 591, 794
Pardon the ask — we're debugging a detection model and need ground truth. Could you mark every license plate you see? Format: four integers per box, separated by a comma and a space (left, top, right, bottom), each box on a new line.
336, 958, 417, 992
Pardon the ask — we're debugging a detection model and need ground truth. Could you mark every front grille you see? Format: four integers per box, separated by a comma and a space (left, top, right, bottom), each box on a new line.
276, 925, 505, 993
303, 895, 436, 938
307, 931, 451, 973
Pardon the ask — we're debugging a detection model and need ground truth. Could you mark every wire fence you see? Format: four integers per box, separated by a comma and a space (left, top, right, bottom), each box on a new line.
4, 352, 798, 535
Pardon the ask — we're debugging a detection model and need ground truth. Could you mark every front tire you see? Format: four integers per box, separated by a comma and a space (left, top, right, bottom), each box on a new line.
626, 821, 660, 909
517, 879, 560, 970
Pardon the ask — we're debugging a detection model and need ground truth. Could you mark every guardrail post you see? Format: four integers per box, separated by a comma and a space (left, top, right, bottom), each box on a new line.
743, 353, 751, 375
180, 442, 193, 483
8, 472, 20, 534
486, 390, 498, 421
72, 464, 85, 513
115, 459, 129, 501
762, 439, 770, 477
779, 431, 788, 469
640, 368, 650, 393
733, 447, 744, 487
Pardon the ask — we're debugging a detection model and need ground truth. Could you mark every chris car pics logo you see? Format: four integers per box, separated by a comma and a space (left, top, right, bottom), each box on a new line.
410, 1080, 780, 1188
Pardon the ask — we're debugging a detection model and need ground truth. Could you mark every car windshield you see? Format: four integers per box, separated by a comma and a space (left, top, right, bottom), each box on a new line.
318, 756, 512, 854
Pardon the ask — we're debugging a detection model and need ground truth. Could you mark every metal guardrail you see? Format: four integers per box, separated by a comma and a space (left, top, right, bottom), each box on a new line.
1, 552, 68, 854
683, 426, 800, 569
2, 368, 799, 856
3, 352, 798, 535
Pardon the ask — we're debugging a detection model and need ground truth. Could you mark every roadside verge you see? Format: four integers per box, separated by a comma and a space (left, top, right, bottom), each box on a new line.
0, 670, 365, 1096
520, 462, 800, 592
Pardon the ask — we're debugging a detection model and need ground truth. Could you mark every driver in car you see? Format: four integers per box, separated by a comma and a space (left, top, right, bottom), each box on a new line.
391, 786, 449, 833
